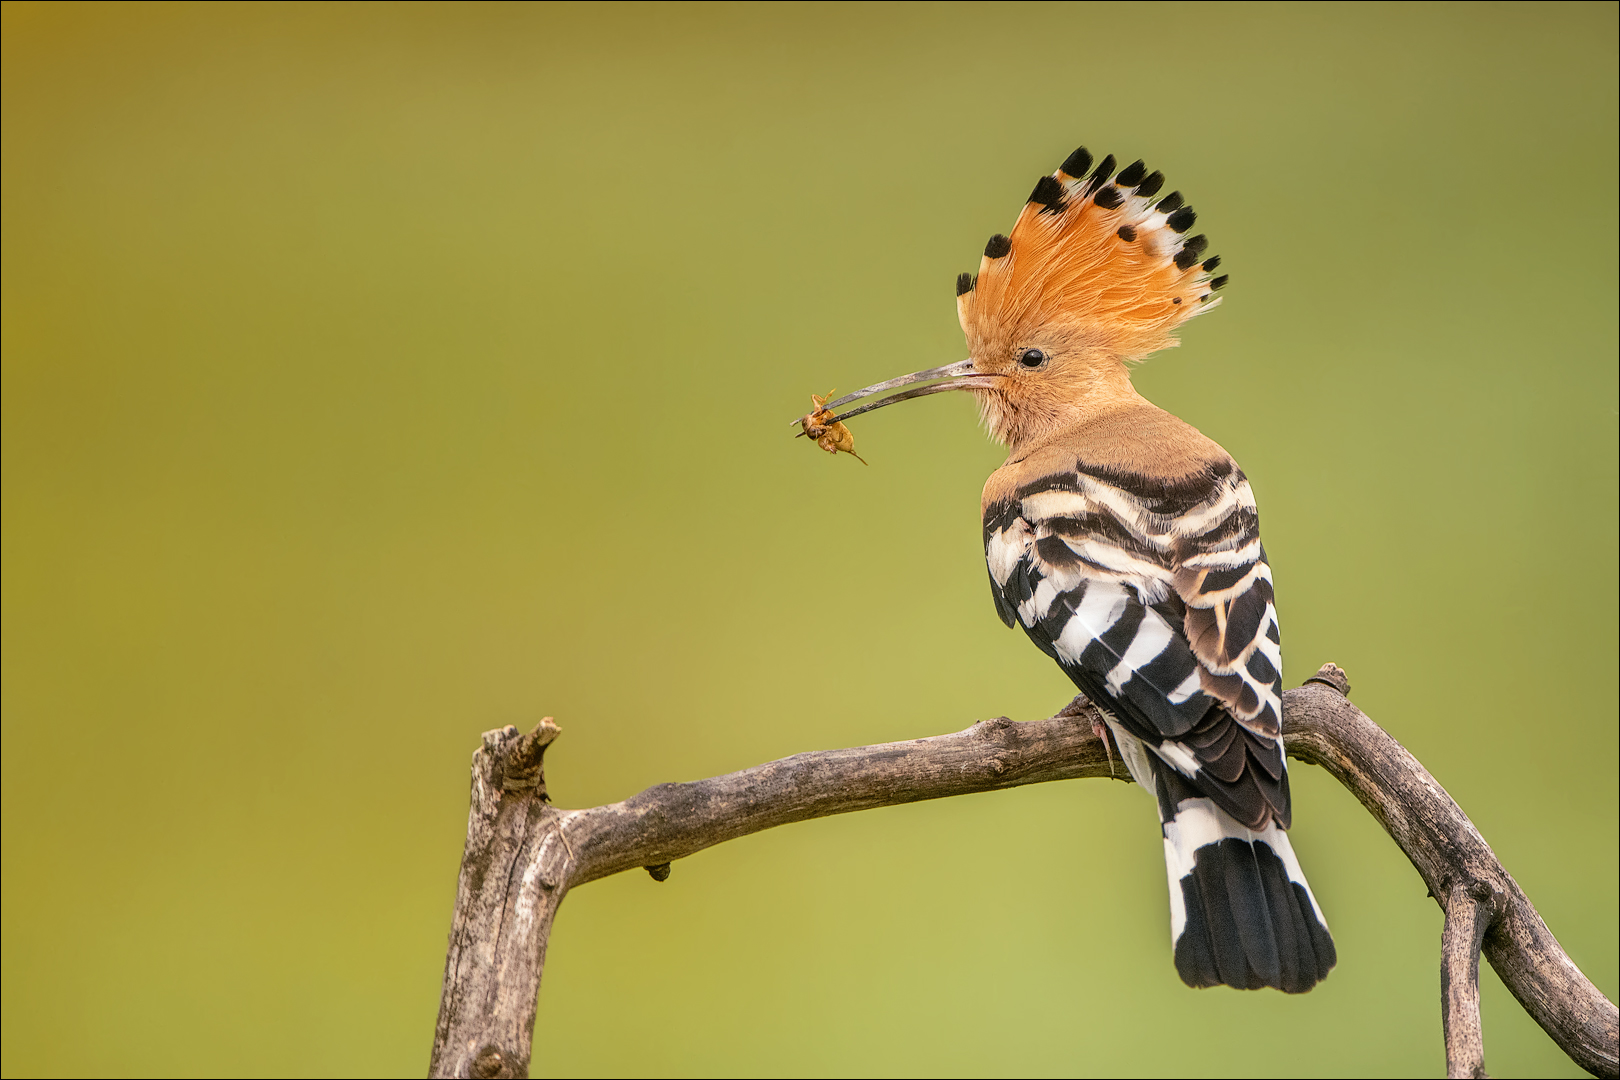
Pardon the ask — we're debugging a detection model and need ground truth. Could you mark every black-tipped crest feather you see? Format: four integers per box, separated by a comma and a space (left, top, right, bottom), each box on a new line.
1028, 174, 1066, 214
1085, 153, 1117, 192
1115, 159, 1147, 187
1058, 146, 1094, 178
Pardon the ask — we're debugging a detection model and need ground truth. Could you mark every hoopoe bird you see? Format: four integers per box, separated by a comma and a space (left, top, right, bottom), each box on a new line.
809, 146, 1336, 992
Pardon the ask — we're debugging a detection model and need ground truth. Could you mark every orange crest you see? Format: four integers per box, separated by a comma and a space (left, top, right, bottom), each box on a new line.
956, 148, 1227, 363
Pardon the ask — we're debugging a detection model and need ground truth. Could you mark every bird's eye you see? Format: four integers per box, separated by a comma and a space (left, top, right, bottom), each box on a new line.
1018, 348, 1047, 368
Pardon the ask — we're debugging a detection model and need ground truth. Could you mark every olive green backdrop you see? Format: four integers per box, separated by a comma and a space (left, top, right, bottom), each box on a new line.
3, 2, 1615, 1076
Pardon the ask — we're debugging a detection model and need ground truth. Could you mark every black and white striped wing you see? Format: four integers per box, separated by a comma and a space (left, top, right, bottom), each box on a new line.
983, 460, 1288, 830
985, 458, 1337, 991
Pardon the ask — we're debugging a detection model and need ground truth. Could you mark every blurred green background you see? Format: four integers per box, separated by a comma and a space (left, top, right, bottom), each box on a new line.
2, 2, 1615, 1076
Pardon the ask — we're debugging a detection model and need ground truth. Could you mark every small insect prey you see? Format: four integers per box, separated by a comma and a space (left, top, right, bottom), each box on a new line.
796, 391, 867, 464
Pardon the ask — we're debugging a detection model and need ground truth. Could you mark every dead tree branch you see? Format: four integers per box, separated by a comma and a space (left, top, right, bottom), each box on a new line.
428, 665, 1619, 1079
1442, 880, 1496, 1079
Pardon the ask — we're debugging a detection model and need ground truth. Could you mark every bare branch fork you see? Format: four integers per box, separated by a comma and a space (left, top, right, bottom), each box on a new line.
428, 665, 1619, 1080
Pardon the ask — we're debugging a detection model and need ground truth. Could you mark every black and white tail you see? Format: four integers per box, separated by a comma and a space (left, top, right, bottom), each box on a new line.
1149, 754, 1335, 992
1104, 722, 1336, 992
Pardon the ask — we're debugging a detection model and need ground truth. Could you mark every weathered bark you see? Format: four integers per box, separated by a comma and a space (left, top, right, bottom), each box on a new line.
429, 666, 1619, 1079
431, 721, 571, 1080
1286, 669, 1616, 1079
1442, 881, 1494, 1079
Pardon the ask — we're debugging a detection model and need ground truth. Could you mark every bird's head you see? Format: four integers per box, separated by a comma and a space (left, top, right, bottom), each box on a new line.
805, 148, 1227, 456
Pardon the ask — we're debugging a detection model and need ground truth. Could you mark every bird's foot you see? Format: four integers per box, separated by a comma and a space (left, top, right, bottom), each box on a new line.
1091, 716, 1118, 778
1054, 693, 1092, 719
1052, 694, 1118, 779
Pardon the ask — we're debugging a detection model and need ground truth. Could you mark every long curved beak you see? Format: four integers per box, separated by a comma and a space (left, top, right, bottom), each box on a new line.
788, 359, 1001, 426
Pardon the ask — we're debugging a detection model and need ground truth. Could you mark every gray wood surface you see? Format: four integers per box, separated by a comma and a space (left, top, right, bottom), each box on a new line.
428, 665, 1619, 1079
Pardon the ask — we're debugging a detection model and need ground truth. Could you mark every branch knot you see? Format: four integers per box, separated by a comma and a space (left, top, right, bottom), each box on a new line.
1302, 663, 1351, 696
470, 1044, 519, 1079
972, 716, 1014, 738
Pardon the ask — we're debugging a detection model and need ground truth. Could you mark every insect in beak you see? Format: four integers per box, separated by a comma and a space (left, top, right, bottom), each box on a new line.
786, 359, 1003, 428
796, 391, 868, 464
